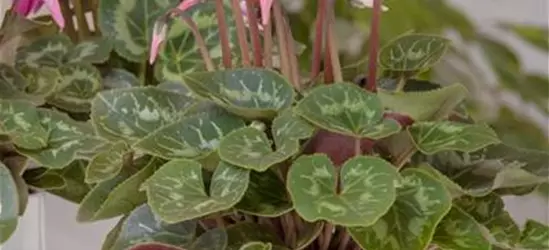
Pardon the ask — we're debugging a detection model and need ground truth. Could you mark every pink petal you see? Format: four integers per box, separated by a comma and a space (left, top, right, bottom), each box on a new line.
177, 0, 201, 12
259, 0, 273, 25
31, 0, 45, 13
14, 0, 38, 16
149, 20, 168, 64
42, 0, 65, 28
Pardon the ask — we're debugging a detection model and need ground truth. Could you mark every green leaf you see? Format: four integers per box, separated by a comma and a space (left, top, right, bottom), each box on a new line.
91, 87, 195, 143
3, 156, 30, 215
16, 109, 106, 169
236, 169, 292, 217
518, 220, 549, 249
15, 34, 72, 69
349, 168, 452, 250
500, 23, 548, 51
0, 162, 18, 244
379, 33, 451, 72
127, 243, 185, 250
409, 121, 501, 155
295, 83, 400, 139
77, 157, 162, 222
45, 160, 91, 203
102, 216, 125, 250
47, 63, 102, 113
239, 242, 272, 250
432, 206, 491, 250
103, 69, 140, 89
287, 155, 401, 227
19, 66, 60, 99
219, 110, 315, 172
0, 99, 49, 149
85, 141, 132, 183
111, 204, 196, 250
98, 0, 179, 62
182, 69, 295, 120
294, 222, 324, 250
226, 223, 286, 250
378, 83, 468, 121
65, 37, 113, 64
0, 63, 43, 105
142, 159, 250, 223
23, 168, 66, 190
134, 112, 245, 159
190, 228, 228, 250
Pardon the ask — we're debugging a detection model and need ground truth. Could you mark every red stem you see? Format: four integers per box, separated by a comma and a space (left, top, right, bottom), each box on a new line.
215, 0, 232, 68
245, 0, 263, 67
366, 0, 382, 92
310, 0, 328, 80
231, 0, 251, 67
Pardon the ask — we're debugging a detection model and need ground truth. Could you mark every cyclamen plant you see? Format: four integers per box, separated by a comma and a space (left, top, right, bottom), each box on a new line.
0, 0, 548, 249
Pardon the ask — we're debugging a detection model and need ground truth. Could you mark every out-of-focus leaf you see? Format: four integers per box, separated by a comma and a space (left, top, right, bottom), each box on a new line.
65, 37, 113, 64
432, 206, 491, 250
500, 23, 549, 51
0, 161, 18, 244
379, 33, 450, 72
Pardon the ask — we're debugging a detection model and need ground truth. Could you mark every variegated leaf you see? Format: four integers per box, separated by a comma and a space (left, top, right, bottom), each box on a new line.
226, 223, 286, 250
3, 156, 30, 215
0, 100, 49, 149
134, 112, 245, 159
295, 83, 401, 139
111, 204, 196, 250
432, 206, 491, 250
15, 34, 73, 69
409, 121, 501, 155
47, 63, 102, 113
85, 141, 132, 183
287, 155, 401, 227
182, 69, 294, 120
350, 168, 452, 250
127, 243, 184, 250
219, 110, 315, 172
379, 34, 451, 72
190, 228, 228, 250
236, 169, 292, 217
19, 66, 60, 99
142, 159, 250, 223
518, 220, 549, 249
16, 109, 106, 169
98, 0, 179, 62
91, 87, 195, 143
65, 37, 113, 64
0, 162, 18, 244
78, 157, 163, 222
23, 168, 66, 190
0, 63, 43, 104
378, 83, 468, 121
103, 69, 140, 89
239, 242, 272, 250
38, 160, 91, 203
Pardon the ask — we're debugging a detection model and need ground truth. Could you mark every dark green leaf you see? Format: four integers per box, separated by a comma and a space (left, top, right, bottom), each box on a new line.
379, 33, 450, 72
23, 168, 66, 190
127, 243, 185, 250
85, 141, 132, 183
432, 206, 491, 250
65, 37, 113, 64
18, 66, 60, 99
519, 220, 549, 249
0, 63, 43, 105
15, 34, 72, 69
294, 222, 323, 250
103, 69, 140, 89
0, 100, 49, 150
226, 222, 286, 250
46, 160, 91, 203
239, 242, 272, 250
102, 216, 125, 250
3, 156, 30, 215
236, 169, 292, 217
0, 162, 18, 244
47, 63, 102, 113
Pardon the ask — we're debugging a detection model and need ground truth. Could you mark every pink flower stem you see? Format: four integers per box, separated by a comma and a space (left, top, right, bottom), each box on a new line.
310, 0, 328, 81
58, 0, 77, 41
215, 0, 232, 69
230, 0, 251, 67
245, 0, 263, 67
263, 18, 273, 68
366, 0, 383, 92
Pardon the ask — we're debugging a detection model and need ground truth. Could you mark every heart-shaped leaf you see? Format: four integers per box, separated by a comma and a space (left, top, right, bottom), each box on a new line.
432, 206, 491, 250
236, 169, 292, 217
142, 159, 250, 223
98, 0, 179, 62
287, 154, 401, 227
85, 141, 132, 184
103, 69, 140, 89
134, 112, 245, 159
0, 100, 49, 149
111, 204, 196, 250
91, 87, 195, 143
219, 110, 315, 172
18, 67, 60, 99
15, 34, 72, 69
409, 121, 501, 155
47, 63, 102, 113
182, 69, 294, 120
378, 83, 468, 121
295, 83, 401, 139
379, 33, 450, 72
0, 63, 43, 104
226, 223, 286, 250
16, 109, 106, 169
65, 37, 113, 64
518, 220, 549, 249
0, 162, 18, 244
349, 168, 452, 250
239, 242, 272, 250
77, 157, 163, 222
35, 160, 91, 203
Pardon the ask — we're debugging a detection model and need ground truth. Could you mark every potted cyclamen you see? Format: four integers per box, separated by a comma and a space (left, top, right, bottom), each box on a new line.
1, 0, 548, 249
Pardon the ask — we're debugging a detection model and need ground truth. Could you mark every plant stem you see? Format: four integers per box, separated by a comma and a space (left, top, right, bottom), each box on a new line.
272, 1, 291, 81
310, 0, 328, 80
337, 229, 352, 250
71, 0, 91, 39
215, 0, 232, 69
320, 223, 334, 250
263, 20, 273, 68
182, 16, 215, 71
282, 14, 301, 89
90, 0, 99, 34
139, 61, 148, 86
245, 0, 263, 67
283, 213, 297, 247
366, 0, 383, 92
59, 0, 78, 42
230, 0, 251, 67
326, 8, 342, 82
215, 216, 225, 228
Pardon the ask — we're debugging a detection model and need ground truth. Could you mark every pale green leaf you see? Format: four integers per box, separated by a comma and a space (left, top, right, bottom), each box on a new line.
409, 121, 501, 155
134, 112, 245, 159
432, 206, 491, 250
500, 23, 548, 51
0, 99, 49, 149
101, 216, 125, 250
239, 242, 272, 250
65, 37, 113, 64
236, 169, 292, 217
85, 141, 132, 183
3, 156, 30, 215
103, 69, 140, 89
295, 83, 400, 139
47, 63, 102, 113
182, 69, 294, 120
350, 168, 452, 250
0, 162, 18, 244
98, 0, 179, 62
379, 33, 451, 72
519, 220, 549, 249
91, 87, 195, 143
226, 223, 286, 250
15, 34, 72, 69
142, 159, 250, 223
287, 155, 401, 227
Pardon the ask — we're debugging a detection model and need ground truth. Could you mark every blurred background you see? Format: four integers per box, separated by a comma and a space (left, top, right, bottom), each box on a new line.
1, 0, 548, 249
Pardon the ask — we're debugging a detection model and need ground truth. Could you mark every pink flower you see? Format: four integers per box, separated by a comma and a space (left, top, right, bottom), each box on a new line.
149, 19, 168, 64
13, 0, 65, 28
176, 0, 202, 12
259, 0, 273, 25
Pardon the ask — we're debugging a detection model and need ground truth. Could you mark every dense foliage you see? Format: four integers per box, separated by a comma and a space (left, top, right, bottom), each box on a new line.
1, 0, 548, 249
